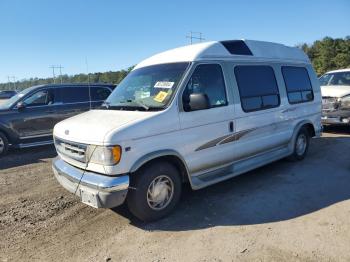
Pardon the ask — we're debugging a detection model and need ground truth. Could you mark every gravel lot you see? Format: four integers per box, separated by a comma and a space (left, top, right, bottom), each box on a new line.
1, 126, 350, 262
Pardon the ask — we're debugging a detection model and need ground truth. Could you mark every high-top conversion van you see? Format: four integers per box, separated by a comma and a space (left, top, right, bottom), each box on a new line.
52, 40, 322, 221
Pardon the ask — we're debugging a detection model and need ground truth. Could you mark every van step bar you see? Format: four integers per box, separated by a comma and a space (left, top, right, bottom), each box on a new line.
18, 140, 54, 148
190, 146, 291, 190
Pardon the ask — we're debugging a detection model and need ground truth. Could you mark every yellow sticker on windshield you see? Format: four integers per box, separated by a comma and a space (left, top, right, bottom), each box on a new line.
154, 91, 168, 103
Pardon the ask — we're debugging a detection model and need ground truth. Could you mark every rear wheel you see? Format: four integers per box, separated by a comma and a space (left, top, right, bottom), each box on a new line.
0, 132, 9, 156
127, 161, 182, 222
288, 127, 310, 161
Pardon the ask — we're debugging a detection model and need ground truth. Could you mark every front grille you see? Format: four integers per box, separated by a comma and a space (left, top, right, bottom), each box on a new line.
322, 96, 339, 112
55, 138, 87, 163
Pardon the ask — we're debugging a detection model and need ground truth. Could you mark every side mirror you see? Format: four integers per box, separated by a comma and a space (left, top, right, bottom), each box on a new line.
16, 101, 26, 110
185, 93, 210, 111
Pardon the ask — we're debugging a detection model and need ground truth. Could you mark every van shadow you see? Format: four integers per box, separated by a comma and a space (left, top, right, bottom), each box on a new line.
0, 145, 57, 170
113, 134, 350, 231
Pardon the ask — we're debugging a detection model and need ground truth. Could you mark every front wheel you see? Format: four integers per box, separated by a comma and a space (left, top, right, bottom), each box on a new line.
127, 161, 182, 222
288, 127, 310, 161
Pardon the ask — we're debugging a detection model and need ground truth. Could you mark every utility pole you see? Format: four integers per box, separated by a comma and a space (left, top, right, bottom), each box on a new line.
58, 65, 63, 84
186, 31, 205, 45
7, 76, 11, 90
11, 76, 16, 90
49, 65, 56, 83
49, 65, 64, 83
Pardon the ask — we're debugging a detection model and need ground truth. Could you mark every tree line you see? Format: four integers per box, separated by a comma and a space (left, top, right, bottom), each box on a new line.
0, 66, 134, 91
1, 36, 349, 91
300, 36, 350, 76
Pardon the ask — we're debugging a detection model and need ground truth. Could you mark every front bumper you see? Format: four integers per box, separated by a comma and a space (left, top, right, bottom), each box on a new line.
322, 109, 350, 125
52, 157, 129, 208
322, 116, 350, 125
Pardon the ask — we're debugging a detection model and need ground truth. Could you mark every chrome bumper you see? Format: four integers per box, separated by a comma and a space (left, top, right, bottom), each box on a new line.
321, 116, 350, 125
52, 157, 129, 208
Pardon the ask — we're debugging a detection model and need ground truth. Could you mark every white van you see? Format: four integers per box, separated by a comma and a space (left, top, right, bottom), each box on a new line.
52, 40, 322, 221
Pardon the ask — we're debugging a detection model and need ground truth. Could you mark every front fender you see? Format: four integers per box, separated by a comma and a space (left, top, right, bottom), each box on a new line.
130, 149, 189, 174
0, 122, 18, 145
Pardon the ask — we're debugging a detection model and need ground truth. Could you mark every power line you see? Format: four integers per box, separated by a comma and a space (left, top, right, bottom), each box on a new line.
186, 31, 205, 45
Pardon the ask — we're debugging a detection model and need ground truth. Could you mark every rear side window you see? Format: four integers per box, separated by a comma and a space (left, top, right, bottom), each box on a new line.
61, 86, 89, 103
234, 65, 280, 112
282, 66, 314, 104
91, 86, 111, 101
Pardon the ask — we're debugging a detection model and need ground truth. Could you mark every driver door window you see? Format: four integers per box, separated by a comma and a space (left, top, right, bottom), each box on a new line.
24, 90, 54, 107
183, 64, 227, 111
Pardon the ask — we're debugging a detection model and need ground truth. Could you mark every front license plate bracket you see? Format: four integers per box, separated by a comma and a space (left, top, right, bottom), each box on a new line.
80, 189, 99, 208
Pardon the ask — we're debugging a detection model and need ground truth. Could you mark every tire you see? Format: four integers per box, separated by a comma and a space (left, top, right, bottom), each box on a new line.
0, 132, 9, 157
288, 127, 310, 161
127, 161, 182, 222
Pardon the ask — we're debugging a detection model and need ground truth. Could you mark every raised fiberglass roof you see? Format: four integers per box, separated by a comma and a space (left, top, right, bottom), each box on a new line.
134, 40, 310, 69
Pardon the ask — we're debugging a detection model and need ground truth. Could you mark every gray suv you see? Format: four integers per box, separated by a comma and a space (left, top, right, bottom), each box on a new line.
0, 83, 115, 156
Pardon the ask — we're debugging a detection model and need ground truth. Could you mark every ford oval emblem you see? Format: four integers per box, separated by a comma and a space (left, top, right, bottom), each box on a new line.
65, 130, 69, 135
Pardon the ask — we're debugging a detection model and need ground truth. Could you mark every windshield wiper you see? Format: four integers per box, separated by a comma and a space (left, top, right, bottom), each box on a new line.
119, 99, 149, 110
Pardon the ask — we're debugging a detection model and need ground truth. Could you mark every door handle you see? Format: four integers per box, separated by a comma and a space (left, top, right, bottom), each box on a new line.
229, 121, 234, 132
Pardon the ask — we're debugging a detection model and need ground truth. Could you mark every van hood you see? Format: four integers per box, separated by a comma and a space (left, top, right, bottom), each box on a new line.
54, 109, 156, 144
321, 85, 350, 98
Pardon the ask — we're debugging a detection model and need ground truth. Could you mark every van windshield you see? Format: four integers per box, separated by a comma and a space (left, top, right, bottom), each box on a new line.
104, 62, 189, 111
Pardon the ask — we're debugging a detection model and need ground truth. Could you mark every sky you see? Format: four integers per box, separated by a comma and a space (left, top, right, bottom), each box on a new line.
0, 0, 349, 83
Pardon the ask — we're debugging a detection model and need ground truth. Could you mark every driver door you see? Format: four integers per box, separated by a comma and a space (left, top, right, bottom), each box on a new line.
178, 63, 235, 175
12, 88, 57, 140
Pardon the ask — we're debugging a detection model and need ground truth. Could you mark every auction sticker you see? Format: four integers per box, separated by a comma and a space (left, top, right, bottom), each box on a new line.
154, 91, 168, 103
154, 81, 174, 89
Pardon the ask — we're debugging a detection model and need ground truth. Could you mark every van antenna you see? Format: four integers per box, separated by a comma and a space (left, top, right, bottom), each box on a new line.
85, 57, 92, 110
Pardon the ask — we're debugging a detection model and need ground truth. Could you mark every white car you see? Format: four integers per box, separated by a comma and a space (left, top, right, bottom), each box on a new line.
52, 40, 322, 221
319, 68, 350, 125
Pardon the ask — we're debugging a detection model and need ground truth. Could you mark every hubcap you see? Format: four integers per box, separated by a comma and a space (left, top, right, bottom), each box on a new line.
296, 134, 307, 156
0, 137, 4, 154
147, 175, 174, 210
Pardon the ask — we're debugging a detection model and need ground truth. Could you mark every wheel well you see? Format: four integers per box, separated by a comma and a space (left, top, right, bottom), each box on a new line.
302, 123, 316, 137
0, 129, 10, 143
132, 155, 190, 183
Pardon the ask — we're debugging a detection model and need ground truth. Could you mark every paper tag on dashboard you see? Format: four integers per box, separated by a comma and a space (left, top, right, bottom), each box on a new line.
154, 81, 174, 89
154, 91, 168, 103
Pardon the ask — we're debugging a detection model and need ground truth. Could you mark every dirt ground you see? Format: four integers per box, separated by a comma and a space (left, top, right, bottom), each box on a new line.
1, 126, 350, 262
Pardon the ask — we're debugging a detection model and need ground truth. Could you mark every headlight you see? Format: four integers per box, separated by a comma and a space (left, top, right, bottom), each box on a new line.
339, 95, 350, 109
86, 145, 122, 165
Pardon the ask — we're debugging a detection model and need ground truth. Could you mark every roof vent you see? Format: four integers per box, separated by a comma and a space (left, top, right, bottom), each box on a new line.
220, 40, 253, 55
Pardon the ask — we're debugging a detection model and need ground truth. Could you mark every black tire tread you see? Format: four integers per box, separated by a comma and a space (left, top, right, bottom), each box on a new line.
288, 127, 310, 161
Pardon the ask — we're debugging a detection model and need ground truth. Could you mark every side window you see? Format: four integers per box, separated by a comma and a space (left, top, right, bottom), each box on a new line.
234, 65, 280, 112
282, 66, 314, 104
61, 86, 89, 103
24, 89, 55, 107
183, 64, 227, 111
91, 87, 111, 101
